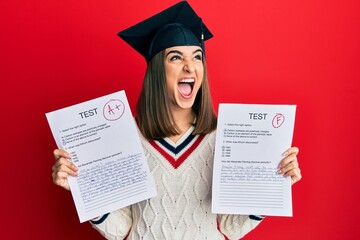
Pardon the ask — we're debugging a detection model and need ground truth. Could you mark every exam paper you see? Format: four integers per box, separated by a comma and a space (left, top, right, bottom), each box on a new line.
212, 104, 296, 216
46, 90, 157, 222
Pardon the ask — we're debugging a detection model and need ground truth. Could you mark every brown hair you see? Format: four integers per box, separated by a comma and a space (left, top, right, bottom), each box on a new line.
136, 50, 217, 140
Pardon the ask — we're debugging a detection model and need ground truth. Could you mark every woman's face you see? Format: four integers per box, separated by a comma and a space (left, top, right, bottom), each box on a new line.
164, 45, 204, 110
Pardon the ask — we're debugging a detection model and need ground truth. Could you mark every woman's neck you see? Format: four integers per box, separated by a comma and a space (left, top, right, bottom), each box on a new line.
168, 108, 195, 143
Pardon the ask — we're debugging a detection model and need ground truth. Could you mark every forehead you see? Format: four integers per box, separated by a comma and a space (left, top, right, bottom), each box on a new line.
165, 45, 202, 54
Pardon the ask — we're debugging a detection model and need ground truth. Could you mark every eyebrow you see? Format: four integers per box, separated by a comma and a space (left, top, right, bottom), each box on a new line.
166, 48, 203, 57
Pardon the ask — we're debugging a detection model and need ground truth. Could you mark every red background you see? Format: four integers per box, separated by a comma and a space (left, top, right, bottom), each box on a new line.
1, 0, 359, 239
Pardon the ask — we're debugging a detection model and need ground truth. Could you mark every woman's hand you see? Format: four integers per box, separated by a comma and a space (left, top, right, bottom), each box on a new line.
52, 149, 78, 191
278, 147, 302, 185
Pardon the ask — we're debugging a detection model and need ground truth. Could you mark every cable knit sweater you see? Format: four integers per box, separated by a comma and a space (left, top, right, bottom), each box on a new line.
90, 126, 264, 240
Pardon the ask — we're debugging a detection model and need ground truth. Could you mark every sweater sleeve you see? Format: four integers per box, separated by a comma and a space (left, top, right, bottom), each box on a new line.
90, 206, 133, 240
217, 214, 264, 239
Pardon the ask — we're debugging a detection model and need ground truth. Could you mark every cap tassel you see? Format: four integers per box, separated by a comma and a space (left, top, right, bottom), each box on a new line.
200, 18, 205, 58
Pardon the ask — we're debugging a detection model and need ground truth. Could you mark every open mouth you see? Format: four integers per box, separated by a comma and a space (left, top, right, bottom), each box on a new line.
178, 78, 195, 97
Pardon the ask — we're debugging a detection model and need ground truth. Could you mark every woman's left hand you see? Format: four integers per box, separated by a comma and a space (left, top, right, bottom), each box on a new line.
278, 147, 302, 185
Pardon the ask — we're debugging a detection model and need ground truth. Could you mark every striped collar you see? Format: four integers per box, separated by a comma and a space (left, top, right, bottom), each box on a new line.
149, 126, 205, 169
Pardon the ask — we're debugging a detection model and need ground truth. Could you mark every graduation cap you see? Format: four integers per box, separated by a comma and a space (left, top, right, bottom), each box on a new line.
118, 1, 213, 63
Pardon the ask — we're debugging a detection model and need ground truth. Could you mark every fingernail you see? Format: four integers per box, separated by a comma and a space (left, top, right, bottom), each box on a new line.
72, 164, 78, 171
282, 151, 288, 156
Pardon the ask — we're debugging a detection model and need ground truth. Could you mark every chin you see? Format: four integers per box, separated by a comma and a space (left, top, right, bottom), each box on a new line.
172, 90, 198, 109
175, 99, 195, 109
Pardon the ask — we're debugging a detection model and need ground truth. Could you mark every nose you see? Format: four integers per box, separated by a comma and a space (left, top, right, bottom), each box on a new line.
183, 60, 195, 73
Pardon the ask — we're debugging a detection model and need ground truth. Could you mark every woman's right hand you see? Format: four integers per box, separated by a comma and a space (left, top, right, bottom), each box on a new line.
52, 149, 78, 191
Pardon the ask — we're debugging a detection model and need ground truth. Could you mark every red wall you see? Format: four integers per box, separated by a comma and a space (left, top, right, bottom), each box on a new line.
1, 0, 359, 239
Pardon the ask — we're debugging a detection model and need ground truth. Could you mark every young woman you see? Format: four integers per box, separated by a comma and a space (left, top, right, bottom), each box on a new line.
52, 2, 302, 239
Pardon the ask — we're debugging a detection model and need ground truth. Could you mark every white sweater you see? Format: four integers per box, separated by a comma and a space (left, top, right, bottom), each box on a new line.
91, 127, 263, 239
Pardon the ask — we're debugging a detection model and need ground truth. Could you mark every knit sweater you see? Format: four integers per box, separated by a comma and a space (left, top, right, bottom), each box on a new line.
90, 126, 264, 240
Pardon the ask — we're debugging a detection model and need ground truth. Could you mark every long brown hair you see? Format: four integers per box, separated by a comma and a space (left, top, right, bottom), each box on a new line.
136, 50, 217, 140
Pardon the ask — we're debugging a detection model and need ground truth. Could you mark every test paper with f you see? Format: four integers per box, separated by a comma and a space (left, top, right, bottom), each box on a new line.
212, 104, 296, 216
46, 90, 157, 222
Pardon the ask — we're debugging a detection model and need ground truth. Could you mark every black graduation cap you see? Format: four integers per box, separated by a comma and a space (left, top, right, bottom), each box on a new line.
118, 1, 213, 63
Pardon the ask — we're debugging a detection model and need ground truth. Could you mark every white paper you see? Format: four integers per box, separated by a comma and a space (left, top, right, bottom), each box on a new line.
46, 90, 157, 222
212, 104, 296, 216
